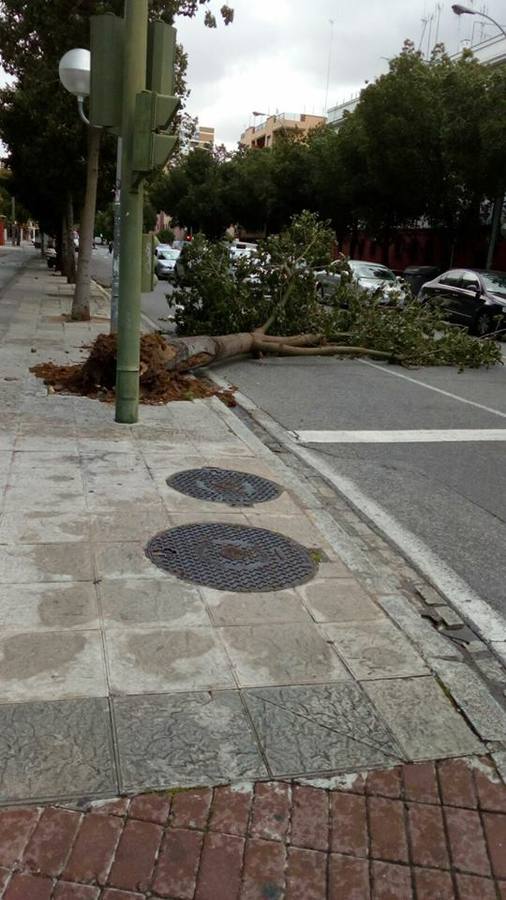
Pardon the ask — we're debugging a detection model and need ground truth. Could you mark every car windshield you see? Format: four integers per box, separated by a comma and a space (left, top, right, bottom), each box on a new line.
481, 271, 506, 297
159, 249, 180, 260
350, 262, 396, 281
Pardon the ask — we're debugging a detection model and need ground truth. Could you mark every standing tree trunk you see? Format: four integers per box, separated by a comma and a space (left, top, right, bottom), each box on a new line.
61, 194, 77, 283
71, 126, 101, 321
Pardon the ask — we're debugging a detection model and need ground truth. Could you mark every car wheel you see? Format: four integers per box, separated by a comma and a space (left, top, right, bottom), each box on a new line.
471, 310, 494, 337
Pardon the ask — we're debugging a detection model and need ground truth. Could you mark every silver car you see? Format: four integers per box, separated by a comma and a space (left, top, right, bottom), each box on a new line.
315, 259, 403, 303
155, 248, 180, 281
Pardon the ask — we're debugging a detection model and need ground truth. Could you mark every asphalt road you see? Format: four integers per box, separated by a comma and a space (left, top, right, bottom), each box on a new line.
90, 247, 176, 330
214, 354, 506, 622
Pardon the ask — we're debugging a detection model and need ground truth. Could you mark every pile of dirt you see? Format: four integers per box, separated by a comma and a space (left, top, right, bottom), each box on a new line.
30, 333, 236, 407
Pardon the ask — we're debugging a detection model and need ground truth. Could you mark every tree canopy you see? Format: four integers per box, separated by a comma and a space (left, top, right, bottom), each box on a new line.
149, 41, 506, 267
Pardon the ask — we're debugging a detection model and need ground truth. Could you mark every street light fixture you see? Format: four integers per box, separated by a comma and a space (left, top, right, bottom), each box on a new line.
58, 48, 91, 124
451, 5, 506, 41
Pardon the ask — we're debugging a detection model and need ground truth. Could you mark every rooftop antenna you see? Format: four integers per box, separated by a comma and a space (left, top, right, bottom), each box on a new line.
419, 16, 429, 53
434, 2, 443, 46
426, 11, 435, 58
324, 18, 335, 114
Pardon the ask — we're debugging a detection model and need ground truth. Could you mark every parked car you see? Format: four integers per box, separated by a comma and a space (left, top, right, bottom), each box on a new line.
419, 268, 506, 336
154, 242, 173, 258
315, 259, 404, 303
155, 247, 180, 281
229, 241, 257, 263
402, 265, 440, 297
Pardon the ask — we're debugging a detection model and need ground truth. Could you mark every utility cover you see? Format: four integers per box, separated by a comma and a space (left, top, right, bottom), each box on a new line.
166, 467, 283, 507
145, 523, 318, 592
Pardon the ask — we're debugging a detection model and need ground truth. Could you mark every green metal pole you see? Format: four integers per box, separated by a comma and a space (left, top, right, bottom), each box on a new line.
115, 0, 148, 424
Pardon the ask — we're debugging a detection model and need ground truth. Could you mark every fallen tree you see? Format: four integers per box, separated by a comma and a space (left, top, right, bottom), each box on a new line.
31, 212, 503, 402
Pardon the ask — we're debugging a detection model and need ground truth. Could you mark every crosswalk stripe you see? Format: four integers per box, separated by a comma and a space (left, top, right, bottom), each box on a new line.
294, 429, 506, 443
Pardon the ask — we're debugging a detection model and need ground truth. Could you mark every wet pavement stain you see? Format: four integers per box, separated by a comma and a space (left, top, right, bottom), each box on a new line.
39, 586, 96, 628
125, 630, 216, 676
0, 632, 85, 679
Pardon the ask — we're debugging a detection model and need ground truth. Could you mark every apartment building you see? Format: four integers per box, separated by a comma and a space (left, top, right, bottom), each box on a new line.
240, 112, 326, 149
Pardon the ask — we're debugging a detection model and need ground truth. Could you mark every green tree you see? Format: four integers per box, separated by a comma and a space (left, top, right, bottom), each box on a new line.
0, 0, 233, 315
152, 147, 231, 237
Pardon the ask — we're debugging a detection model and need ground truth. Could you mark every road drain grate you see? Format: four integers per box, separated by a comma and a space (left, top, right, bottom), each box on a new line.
145, 522, 317, 591
166, 467, 283, 507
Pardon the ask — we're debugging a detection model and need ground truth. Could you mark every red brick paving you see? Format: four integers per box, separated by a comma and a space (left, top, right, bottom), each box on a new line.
0, 757, 503, 898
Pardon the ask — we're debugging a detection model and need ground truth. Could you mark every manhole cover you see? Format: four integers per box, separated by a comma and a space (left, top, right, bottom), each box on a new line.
166, 467, 283, 507
145, 523, 317, 592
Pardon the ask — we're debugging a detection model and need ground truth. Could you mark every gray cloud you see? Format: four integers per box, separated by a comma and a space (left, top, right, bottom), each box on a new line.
176, 0, 506, 145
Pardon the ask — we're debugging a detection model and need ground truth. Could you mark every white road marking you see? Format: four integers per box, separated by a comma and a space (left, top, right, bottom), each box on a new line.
294, 429, 506, 443
360, 360, 506, 420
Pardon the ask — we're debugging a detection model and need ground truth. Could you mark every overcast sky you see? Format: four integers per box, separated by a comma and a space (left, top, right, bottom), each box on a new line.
175, 0, 506, 146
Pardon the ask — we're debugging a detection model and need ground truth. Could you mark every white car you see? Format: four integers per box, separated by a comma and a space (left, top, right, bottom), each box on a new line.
155, 247, 181, 280
229, 241, 258, 263
155, 243, 173, 258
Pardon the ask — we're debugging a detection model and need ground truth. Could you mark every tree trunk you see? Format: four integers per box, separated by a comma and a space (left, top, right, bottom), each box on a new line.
160, 331, 397, 372
71, 127, 101, 321
62, 194, 76, 283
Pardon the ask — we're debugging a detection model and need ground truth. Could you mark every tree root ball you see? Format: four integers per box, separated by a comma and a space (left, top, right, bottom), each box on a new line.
30, 333, 236, 407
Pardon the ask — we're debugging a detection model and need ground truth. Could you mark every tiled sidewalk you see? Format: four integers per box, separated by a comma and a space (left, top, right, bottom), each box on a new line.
0, 758, 505, 899
1, 256, 506, 898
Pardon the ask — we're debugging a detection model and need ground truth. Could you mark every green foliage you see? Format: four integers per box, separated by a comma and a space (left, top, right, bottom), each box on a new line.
173, 211, 502, 371
328, 287, 502, 369
157, 227, 175, 244
95, 205, 114, 242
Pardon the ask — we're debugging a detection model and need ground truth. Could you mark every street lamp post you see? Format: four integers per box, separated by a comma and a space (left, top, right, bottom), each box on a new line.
452, 5, 506, 269
59, 10, 178, 423
58, 48, 122, 332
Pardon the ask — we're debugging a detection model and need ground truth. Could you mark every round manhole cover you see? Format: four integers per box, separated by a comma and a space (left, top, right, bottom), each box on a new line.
145, 523, 318, 592
166, 467, 283, 507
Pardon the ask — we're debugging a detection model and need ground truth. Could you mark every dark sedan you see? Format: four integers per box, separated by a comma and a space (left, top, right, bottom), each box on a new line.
419, 268, 506, 336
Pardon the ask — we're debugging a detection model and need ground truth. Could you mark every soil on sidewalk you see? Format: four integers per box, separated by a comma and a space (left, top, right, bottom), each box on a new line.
30, 333, 236, 406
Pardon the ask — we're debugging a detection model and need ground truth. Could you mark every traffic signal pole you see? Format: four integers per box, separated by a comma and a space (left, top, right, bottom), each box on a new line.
115, 0, 148, 424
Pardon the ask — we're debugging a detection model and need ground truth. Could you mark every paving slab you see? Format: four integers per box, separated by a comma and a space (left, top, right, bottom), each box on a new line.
0, 697, 117, 803
244, 683, 403, 776
113, 691, 268, 791
0, 510, 91, 543
322, 619, 429, 680
296, 577, 384, 623
99, 579, 209, 629
365, 676, 484, 760
0, 543, 93, 583
93, 541, 167, 580
202, 587, 310, 627
90, 503, 171, 543
0, 583, 99, 631
428, 657, 506, 741
105, 626, 235, 694
220, 622, 351, 686
0, 629, 107, 702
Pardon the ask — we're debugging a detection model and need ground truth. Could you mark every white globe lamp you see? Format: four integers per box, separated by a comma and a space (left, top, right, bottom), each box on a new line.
58, 48, 91, 100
